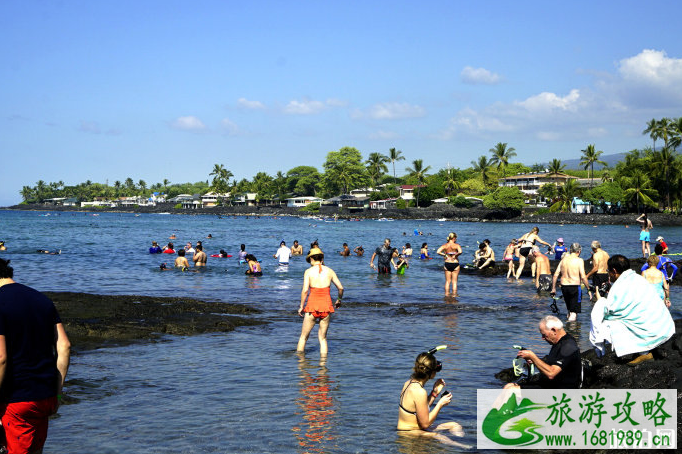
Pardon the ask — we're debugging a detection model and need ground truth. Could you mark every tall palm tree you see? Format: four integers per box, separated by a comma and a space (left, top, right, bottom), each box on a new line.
365, 152, 389, 187
547, 158, 566, 176
580, 144, 607, 188
20, 186, 34, 202
138, 180, 147, 195
651, 147, 677, 208
643, 118, 660, 151
210, 164, 233, 193
623, 170, 658, 212
163, 179, 171, 193
488, 142, 516, 178
669, 117, 682, 151
656, 117, 673, 151
388, 148, 405, 183
405, 159, 431, 207
113, 180, 122, 197
442, 168, 461, 196
470, 155, 493, 185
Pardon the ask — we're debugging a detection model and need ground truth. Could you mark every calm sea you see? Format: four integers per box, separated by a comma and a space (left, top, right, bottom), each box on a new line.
0, 210, 679, 453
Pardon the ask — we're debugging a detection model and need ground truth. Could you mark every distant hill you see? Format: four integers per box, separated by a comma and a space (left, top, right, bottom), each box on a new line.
556, 152, 626, 170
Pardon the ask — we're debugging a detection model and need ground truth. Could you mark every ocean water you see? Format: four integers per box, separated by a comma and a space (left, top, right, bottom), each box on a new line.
0, 209, 679, 453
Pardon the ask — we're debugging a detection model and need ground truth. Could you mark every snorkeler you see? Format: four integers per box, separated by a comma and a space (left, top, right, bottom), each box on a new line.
397, 348, 468, 447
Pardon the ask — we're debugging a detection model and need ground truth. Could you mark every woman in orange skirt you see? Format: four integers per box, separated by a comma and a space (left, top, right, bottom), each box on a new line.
297, 246, 344, 357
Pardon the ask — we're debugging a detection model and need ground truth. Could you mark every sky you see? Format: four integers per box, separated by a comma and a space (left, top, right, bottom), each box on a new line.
2, 0, 682, 206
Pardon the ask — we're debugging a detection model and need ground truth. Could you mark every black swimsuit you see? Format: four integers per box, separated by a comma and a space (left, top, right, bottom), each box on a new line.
444, 262, 460, 272
399, 381, 421, 415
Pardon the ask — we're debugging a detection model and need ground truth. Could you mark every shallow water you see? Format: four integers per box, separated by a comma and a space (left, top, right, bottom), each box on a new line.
0, 210, 680, 453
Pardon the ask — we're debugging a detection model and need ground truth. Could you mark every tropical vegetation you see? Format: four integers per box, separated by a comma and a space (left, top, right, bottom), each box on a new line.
18, 116, 682, 213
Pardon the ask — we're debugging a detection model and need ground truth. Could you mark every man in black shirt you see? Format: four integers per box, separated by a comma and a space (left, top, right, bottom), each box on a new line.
505, 315, 581, 389
0, 258, 71, 453
369, 238, 398, 274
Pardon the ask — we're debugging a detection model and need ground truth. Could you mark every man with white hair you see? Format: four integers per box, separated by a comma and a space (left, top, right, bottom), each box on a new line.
551, 242, 591, 322
504, 315, 582, 389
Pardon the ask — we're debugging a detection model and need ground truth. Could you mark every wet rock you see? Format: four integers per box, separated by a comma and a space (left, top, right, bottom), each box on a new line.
46, 292, 264, 351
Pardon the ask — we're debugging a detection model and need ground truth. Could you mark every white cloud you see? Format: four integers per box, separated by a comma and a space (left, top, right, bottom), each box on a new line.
220, 118, 239, 135
516, 89, 581, 113
237, 97, 265, 110
460, 66, 502, 85
325, 98, 348, 108
352, 102, 426, 120
438, 49, 682, 142
170, 116, 206, 131
284, 98, 327, 115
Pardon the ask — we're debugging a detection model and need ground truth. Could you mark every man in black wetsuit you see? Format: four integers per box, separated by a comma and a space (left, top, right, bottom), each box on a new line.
504, 315, 581, 389
369, 238, 398, 274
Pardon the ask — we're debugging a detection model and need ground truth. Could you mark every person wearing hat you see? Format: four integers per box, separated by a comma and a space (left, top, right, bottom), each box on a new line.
297, 247, 344, 357
656, 236, 668, 254
553, 238, 567, 261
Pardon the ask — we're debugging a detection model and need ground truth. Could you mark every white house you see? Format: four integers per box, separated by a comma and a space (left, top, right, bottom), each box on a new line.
571, 197, 591, 214
398, 185, 425, 200
369, 198, 398, 210
201, 192, 230, 207
286, 196, 323, 208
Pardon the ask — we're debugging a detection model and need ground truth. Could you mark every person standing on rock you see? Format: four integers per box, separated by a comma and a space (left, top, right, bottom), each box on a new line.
0, 258, 71, 454
297, 247, 343, 357
636, 213, 653, 258
515, 227, 551, 280
532, 247, 552, 293
551, 243, 591, 322
586, 241, 609, 299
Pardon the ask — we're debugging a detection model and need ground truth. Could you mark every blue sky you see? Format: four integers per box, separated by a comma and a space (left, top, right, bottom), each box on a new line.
2, 1, 682, 205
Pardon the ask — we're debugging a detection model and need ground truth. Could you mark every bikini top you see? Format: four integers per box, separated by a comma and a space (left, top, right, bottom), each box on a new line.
399, 380, 421, 416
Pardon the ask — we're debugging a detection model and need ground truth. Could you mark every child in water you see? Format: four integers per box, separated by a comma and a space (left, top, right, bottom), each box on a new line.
393, 255, 409, 275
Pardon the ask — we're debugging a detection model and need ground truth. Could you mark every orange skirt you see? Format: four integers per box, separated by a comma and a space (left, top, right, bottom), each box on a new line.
304, 287, 334, 318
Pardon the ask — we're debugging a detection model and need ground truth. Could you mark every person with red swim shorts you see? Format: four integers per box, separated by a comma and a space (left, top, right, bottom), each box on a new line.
0, 258, 71, 454
297, 247, 344, 357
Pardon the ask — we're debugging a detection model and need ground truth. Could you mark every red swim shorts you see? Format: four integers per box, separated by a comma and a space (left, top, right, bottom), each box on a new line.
1, 396, 57, 454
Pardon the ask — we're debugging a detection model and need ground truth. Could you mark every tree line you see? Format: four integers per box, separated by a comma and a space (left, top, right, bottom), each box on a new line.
19, 117, 682, 212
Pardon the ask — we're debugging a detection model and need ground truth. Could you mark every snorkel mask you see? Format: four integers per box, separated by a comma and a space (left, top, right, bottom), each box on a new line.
427, 345, 447, 372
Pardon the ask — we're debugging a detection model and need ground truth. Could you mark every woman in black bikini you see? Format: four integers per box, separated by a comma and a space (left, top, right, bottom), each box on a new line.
436, 232, 462, 296
397, 351, 467, 447
515, 226, 550, 280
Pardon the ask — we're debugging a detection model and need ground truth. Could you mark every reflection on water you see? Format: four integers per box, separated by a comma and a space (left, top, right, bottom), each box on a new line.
294, 355, 337, 454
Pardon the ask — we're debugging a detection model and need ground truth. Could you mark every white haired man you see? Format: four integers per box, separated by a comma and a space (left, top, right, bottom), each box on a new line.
504, 315, 581, 389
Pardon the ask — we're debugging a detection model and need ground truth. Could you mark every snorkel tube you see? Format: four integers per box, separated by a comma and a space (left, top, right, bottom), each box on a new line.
427, 345, 448, 355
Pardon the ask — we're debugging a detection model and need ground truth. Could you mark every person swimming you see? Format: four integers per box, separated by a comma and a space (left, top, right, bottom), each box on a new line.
420, 243, 429, 259
238, 244, 248, 263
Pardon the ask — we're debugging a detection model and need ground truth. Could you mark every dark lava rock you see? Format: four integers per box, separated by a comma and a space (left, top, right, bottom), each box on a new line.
496, 319, 682, 451
46, 292, 264, 351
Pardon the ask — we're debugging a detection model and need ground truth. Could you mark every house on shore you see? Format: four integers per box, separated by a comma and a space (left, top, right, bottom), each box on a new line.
286, 196, 323, 208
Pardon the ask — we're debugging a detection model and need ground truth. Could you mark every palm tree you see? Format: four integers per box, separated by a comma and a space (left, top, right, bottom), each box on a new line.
365, 152, 389, 187
470, 155, 493, 185
643, 118, 660, 151
623, 170, 658, 212
113, 180, 122, 197
651, 147, 677, 208
20, 186, 34, 202
547, 158, 566, 176
442, 168, 461, 196
488, 142, 516, 178
162, 179, 171, 193
405, 159, 431, 207
656, 117, 673, 151
210, 164, 233, 193
600, 167, 612, 183
138, 180, 147, 195
669, 117, 682, 151
580, 144, 607, 188
388, 148, 405, 183
550, 179, 578, 212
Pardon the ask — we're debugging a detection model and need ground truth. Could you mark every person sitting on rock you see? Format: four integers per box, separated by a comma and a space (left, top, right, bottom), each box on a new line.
504, 315, 582, 389
590, 255, 675, 366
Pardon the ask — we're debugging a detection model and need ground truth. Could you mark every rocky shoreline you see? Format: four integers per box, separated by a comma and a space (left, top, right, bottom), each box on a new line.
495, 319, 682, 451
7, 203, 682, 225
47, 292, 264, 351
